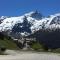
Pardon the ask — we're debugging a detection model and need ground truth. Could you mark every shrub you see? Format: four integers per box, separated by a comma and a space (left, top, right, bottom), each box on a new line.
43, 44, 48, 51
52, 48, 60, 53
31, 42, 43, 50
0, 46, 6, 55
0, 46, 6, 51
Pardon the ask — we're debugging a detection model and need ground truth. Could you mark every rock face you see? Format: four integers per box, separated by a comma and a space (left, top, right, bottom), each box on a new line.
0, 11, 60, 38
14, 38, 36, 49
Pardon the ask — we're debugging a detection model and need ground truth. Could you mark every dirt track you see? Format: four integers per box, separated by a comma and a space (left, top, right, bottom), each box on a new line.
0, 50, 60, 60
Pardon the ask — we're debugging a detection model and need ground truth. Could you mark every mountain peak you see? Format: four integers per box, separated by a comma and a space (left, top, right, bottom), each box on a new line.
25, 11, 43, 20
0, 16, 7, 20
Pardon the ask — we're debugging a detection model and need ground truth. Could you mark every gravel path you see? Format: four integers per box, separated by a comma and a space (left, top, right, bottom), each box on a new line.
0, 50, 60, 60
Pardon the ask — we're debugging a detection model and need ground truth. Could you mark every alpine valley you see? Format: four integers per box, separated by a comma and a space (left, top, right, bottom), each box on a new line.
0, 11, 60, 49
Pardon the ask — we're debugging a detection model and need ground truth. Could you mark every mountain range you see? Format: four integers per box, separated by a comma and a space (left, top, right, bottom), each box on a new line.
0, 11, 60, 38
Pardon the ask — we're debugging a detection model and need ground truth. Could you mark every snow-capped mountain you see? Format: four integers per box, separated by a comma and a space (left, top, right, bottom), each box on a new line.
0, 11, 60, 37
0, 16, 7, 24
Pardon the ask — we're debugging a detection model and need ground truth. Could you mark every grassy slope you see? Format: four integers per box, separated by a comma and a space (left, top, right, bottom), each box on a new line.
0, 33, 19, 50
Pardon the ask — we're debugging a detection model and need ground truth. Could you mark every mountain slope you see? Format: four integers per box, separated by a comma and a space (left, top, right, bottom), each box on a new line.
0, 11, 60, 38
27, 29, 60, 49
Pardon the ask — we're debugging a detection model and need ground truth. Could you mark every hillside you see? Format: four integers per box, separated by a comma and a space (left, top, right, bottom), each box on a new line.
27, 29, 60, 49
0, 32, 19, 50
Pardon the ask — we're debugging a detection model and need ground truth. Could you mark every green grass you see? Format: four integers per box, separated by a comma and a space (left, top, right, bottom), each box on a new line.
0, 39, 19, 50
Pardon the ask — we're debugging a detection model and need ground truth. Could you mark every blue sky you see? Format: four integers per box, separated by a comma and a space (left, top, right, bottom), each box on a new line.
0, 0, 60, 16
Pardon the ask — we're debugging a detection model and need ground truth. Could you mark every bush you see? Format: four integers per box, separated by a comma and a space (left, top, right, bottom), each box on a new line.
0, 46, 6, 55
31, 42, 43, 50
52, 48, 60, 53
0, 46, 6, 51
43, 44, 48, 51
